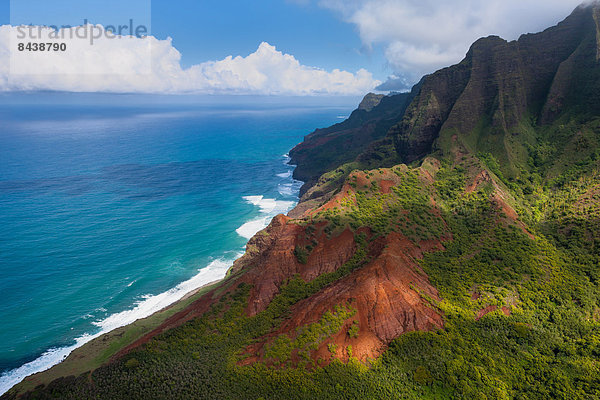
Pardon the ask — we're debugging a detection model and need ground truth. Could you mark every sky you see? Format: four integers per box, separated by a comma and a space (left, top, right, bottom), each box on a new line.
0, 0, 589, 95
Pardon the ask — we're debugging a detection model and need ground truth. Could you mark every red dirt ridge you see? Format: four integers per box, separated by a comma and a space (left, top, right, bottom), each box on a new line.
241, 232, 445, 366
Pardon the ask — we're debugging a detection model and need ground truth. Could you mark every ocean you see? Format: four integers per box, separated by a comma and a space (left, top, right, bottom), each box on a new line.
0, 93, 357, 394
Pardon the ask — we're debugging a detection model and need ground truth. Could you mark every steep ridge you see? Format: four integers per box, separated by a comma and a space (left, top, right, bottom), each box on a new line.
5, 3, 600, 399
289, 88, 417, 195
389, 4, 600, 177
236, 166, 450, 366
114, 165, 452, 366
240, 231, 445, 366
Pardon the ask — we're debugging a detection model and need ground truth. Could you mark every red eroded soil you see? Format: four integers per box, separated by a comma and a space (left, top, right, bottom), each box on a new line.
475, 305, 512, 321
379, 180, 395, 194
114, 214, 359, 359
233, 215, 358, 316
241, 232, 445, 366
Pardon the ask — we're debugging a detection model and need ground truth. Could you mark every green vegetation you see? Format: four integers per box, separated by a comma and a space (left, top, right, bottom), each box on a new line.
265, 304, 356, 366
9, 280, 222, 394
312, 168, 447, 243
348, 321, 359, 339
9, 149, 600, 400
294, 245, 309, 264
13, 152, 600, 399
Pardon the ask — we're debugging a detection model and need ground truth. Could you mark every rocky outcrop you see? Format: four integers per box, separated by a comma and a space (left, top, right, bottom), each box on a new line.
358, 93, 385, 112
115, 165, 450, 366
289, 90, 416, 195
388, 3, 600, 169
291, 4, 600, 199
241, 232, 444, 365
231, 215, 358, 316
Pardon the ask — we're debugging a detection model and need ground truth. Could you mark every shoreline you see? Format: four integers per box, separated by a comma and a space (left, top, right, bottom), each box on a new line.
1, 153, 303, 397
178, 278, 222, 303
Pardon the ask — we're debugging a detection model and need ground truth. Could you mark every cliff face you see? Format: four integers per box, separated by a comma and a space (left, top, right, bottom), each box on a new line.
391, 4, 600, 174
235, 166, 450, 365
358, 93, 385, 112
241, 231, 445, 365
289, 89, 417, 195
231, 215, 358, 317
116, 166, 450, 365
290, 4, 600, 194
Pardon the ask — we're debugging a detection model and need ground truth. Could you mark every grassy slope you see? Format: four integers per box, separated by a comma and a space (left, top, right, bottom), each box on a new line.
10, 282, 220, 395
6, 130, 600, 398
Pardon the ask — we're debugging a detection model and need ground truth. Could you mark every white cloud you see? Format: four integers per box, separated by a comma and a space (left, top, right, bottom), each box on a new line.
0, 24, 379, 95
319, 0, 585, 83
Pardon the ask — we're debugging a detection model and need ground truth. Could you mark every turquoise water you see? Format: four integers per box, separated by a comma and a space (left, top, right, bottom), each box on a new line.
0, 93, 357, 393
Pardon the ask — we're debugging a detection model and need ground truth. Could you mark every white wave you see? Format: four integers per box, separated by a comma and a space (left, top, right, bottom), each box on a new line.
93, 256, 238, 333
238, 193, 296, 240
278, 183, 294, 197
237, 154, 302, 240
237, 196, 295, 239
0, 334, 96, 396
278, 179, 303, 197
241, 195, 294, 215
0, 154, 305, 396
236, 216, 271, 240
0, 254, 240, 396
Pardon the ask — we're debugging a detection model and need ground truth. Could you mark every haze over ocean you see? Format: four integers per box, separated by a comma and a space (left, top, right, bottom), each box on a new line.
0, 93, 357, 393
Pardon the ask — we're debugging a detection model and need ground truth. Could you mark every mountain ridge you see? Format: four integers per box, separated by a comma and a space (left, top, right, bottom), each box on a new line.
5, 3, 600, 399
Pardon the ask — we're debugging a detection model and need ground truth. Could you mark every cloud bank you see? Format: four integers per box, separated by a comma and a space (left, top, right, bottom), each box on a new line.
0, 25, 379, 95
320, 0, 585, 88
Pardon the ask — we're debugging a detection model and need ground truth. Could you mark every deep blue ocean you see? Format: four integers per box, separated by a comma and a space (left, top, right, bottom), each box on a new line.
0, 93, 358, 393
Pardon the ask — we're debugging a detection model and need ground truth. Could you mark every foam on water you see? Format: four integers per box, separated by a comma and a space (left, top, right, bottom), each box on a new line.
93, 255, 241, 333
236, 217, 271, 240
236, 156, 299, 240
0, 155, 305, 396
236, 196, 295, 239
278, 180, 303, 197
237, 173, 299, 239
0, 254, 240, 395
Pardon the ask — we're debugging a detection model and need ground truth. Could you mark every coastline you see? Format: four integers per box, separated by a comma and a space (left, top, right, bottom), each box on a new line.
1, 153, 304, 397
5, 277, 226, 396
0, 259, 235, 397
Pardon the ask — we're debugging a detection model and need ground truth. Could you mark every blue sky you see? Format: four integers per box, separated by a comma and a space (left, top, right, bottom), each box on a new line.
0, 0, 389, 79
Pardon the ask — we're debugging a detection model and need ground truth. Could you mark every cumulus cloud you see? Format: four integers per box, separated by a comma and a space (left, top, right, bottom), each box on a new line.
0, 24, 379, 95
319, 0, 585, 87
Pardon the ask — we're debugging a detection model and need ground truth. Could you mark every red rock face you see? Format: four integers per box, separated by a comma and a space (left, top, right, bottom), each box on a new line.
242, 232, 445, 365
476, 305, 512, 321
231, 214, 358, 316
117, 211, 445, 366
